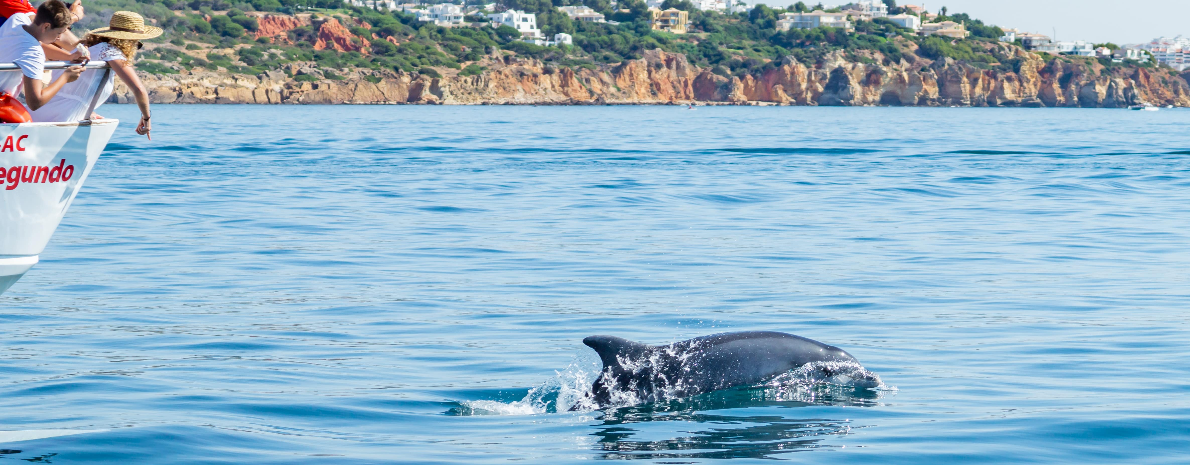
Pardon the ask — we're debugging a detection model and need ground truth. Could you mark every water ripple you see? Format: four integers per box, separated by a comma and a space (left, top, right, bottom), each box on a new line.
2, 105, 1189, 464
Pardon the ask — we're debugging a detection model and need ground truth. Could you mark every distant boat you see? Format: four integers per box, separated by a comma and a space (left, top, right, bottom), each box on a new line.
1128, 104, 1159, 111
0, 62, 118, 295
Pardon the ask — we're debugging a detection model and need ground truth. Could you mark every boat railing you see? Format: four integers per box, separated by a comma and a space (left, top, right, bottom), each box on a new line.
0, 61, 112, 124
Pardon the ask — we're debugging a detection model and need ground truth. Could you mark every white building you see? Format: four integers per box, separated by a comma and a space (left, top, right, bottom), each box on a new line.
519, 32, 572, 47
1018, 32, 1052, 51
777, 11, 852, 31
1054, 41, 1095, 57
488, 9, 544, 40
349, 0, 397, 9
726, 0, 751, 14
842, 0, 887, 19
1136, 36, 1190, 71
1025, 37, 1094, 57
999, 27, 1018, 43
416, 3, 465, 26
695, 0, 727, 11
558, 6, 606, 23
885, 13, 919, 31
1114, 47, 1147, 62
918, 20, 967, 38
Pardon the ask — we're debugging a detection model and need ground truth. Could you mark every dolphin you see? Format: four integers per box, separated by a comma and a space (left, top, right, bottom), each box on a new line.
579, 331, 881, 408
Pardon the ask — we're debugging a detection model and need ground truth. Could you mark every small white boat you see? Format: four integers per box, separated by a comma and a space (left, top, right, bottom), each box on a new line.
1128, 104, 1159, 111
0, 62, 117, 295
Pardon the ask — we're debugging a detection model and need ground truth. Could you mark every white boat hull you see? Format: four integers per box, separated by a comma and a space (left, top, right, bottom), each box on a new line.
0, 120, 118, 295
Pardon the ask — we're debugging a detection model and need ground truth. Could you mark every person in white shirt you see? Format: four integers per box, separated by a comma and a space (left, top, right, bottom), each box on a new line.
0, 0, 81, 118
0, 0, 89, 62
31, 10, 158, 138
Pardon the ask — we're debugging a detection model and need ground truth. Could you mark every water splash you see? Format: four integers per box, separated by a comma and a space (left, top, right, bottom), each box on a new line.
453, 360, 602, 415
772, 360, 886, 389
451, 358, 891, 415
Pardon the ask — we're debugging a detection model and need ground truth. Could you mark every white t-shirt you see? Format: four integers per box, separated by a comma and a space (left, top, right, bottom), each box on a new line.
31, 42, 123, 122
0, 13, 45, 97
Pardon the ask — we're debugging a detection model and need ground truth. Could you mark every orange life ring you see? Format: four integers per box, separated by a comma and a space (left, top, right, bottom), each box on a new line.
0, 93, 31, 124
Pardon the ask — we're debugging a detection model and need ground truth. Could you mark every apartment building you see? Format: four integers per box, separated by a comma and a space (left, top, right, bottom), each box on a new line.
558, 6, 606, 23
776, 11, 852, 31
650, 8, 689, 34
919, 21, 968, 39
488, 9, 544, 40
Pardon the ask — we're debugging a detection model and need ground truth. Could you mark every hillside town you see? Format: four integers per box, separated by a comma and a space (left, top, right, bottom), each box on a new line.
342, 0, 1186, 70
53, 0, 1185, 107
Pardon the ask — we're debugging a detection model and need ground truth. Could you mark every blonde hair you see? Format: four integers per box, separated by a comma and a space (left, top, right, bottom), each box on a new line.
82, 34, 139, 62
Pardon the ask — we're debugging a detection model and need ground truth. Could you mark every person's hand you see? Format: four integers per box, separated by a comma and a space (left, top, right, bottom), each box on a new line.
70, 44, 89, 63
136, 114, 151, 140
69, 0, 84, 22
63, 65, 84, 82
88, 113, 103, 119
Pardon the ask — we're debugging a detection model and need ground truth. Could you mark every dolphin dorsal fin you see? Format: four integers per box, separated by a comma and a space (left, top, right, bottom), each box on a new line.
583, 335, 648, 370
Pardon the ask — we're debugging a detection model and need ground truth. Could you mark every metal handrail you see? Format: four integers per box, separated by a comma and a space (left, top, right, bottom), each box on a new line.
0, 61, 110, 71
0, 61, 113, 124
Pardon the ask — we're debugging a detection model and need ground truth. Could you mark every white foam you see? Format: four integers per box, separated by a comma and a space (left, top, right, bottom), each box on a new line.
453, 355, 890, 415
453, 358, 604, 416
0, 429, 106, 443
457, 400, 543, 416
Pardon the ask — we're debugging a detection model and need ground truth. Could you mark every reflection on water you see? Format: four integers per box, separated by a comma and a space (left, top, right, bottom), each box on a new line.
594, 415, 851, 460
0, 449, 56, 463
599, 384, 886, 417
444, 379, 887, 459
592, 388, 880, 460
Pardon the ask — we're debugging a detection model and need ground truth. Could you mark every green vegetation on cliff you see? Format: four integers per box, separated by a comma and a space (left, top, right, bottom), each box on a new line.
84, 0, 1169, 78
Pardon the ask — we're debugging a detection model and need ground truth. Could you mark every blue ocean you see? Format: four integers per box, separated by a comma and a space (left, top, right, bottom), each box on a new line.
2, 105, 1188, 464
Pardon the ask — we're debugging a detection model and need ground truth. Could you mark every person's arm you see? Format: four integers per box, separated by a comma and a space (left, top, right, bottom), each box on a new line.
70, 0, 84, 21
22, 66, 83, 110
53, 30, 81, 52
48, 2, 87, 61
42, 42, 83, 61
108, 59, 151, 138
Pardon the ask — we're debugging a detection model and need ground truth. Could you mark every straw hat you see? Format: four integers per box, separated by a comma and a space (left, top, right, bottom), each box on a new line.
88, 11, 163, 40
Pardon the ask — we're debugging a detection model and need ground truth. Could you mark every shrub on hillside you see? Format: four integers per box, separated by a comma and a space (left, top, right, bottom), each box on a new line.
232, 15, 259, 32
210, 15, 245, 38
187, 15, 212, 34
458, 63, 484, 76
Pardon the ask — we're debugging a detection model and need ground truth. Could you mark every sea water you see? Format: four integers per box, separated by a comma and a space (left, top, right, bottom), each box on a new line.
1, 105, 1188, 464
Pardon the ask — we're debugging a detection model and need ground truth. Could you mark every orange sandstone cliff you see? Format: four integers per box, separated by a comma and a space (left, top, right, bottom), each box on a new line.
118, 49, 1190, 107
252, 14, 370, 53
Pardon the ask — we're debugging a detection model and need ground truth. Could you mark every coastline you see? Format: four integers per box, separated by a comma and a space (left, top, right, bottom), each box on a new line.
114, 49, 1190, 107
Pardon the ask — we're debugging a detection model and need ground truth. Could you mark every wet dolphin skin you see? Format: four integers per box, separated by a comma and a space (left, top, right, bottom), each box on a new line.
581, 331, 880, 408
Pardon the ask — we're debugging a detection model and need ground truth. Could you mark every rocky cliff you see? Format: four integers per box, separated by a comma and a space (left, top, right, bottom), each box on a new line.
117, 49, 1190, 107
252, 14, 372, 53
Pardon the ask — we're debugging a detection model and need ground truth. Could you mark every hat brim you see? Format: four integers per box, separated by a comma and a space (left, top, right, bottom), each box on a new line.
88, 26, 163, 40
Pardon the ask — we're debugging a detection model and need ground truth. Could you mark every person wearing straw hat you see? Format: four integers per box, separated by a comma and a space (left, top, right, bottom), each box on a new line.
31, 10, 158, 138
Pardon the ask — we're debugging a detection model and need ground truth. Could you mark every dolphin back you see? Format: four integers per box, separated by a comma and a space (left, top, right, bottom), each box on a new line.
677, 331, 859, 366
583, 335, 649, 370
581, 331, 865, 408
